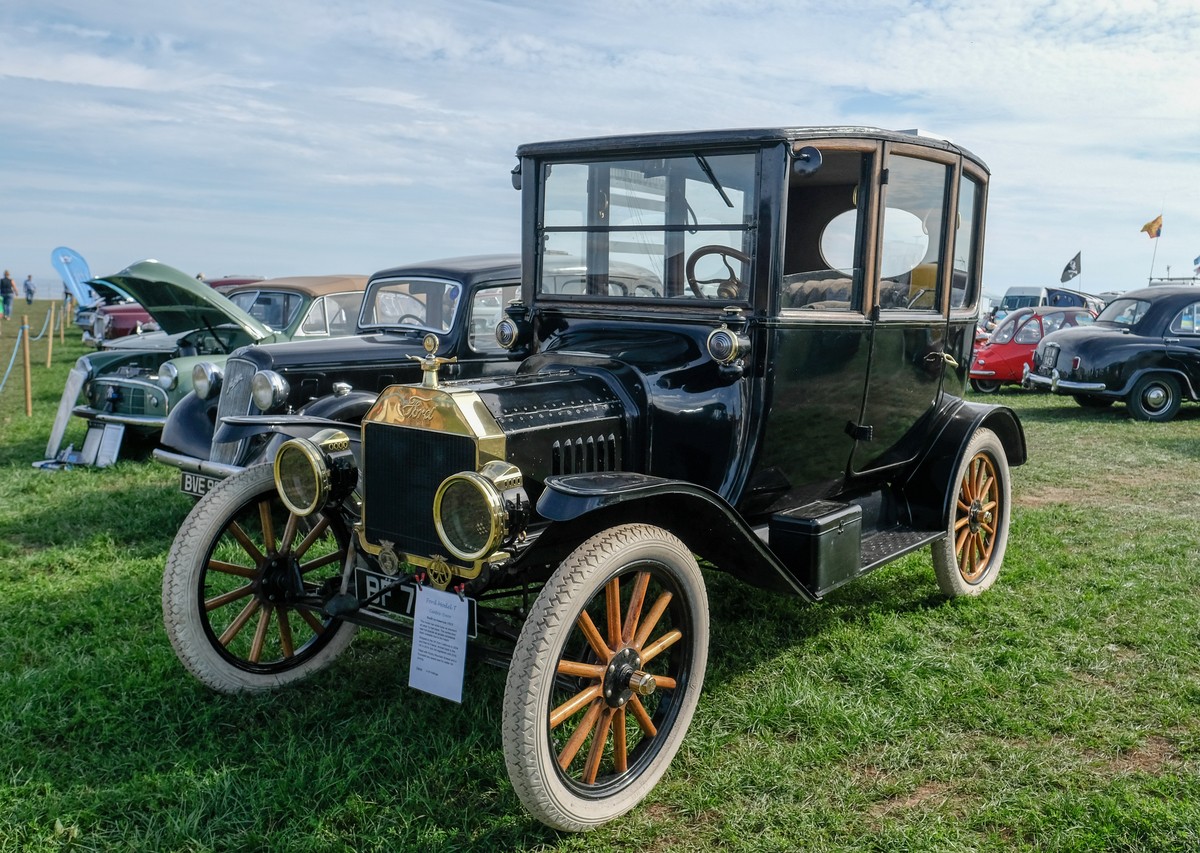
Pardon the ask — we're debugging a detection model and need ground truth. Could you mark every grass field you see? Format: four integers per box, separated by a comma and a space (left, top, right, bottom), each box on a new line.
2, 304, 1199, 851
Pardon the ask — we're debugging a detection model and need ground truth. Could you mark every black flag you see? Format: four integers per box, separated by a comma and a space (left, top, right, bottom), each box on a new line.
1061, 252, 1081, 283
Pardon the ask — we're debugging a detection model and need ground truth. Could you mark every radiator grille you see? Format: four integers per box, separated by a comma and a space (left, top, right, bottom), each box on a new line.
363, 422, 477, 557
95, 381, 161, 415
210, 357, 257, 465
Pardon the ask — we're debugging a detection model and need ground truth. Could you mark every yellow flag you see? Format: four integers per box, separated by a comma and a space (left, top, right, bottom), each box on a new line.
1140, 215, 1163, 238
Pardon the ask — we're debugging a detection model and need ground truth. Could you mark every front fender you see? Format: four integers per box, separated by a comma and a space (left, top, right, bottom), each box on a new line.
214, 413, 365, 468
159, 390, 217, 459
900, 399, 1026, 531
519, 472, 817, 600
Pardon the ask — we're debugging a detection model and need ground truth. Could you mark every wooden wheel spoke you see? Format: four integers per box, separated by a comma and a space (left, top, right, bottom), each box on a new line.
205, 583, 254, 611
207, 559, 257, 579
955, 525, 971, 557
217, 598, 261, 647
258, 500, 277, 555
228, 521, 265, 566
551, 684, 602, 729
654, 675, 677, 690
299, 549, 346, 575
557, 699, 603, 771
632, 591, 673, 650
621, 571, 650, 645
298, 608, 326, 635
628, 695, 658, 737
280, 513, 299, 556
953, 514, 971, 532
278, 608, 295, 658
294, 517, 331, 560
577, 610, 613, 662
249, 606, 272, 663
557, 659, 605, 679
582, 708, 616, 784
641, 628, 682, 664
613, 707, 628, 773
605, 577, 621, 648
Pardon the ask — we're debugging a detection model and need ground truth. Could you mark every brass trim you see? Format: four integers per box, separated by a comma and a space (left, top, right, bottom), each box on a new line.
432, 471, 508, 562
273, 437, 328, 517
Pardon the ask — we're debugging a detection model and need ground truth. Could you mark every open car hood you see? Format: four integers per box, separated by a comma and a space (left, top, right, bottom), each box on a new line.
97, 260, 272, 339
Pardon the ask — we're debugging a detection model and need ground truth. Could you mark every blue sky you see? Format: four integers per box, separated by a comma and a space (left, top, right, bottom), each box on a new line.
2, 0, 1198, 298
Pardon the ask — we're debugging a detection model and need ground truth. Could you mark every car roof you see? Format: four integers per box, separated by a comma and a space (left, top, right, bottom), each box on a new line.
368, 254, 522, 287
516, 126, 988, 173
224, 274, 368, 298
1119, 285, 1199, 301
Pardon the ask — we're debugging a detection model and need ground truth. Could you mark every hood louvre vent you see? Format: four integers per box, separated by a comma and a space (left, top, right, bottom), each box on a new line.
552, 433, 619, 475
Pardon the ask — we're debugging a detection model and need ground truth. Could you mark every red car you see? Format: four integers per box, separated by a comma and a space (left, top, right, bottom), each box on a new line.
970, 306, 1096, 393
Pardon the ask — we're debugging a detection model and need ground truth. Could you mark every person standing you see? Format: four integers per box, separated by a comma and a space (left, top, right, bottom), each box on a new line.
0, 271, 15, 320
23, 275, 36, 304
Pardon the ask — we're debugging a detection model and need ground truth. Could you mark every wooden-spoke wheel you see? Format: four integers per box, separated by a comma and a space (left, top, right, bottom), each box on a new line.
503, 524, 708, 831
163, 464, 357, 693
932, 428, 1011, 597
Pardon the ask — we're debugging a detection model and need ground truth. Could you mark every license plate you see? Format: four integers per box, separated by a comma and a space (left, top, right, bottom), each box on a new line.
180, 472, 221, 497
355, 569, 478, 637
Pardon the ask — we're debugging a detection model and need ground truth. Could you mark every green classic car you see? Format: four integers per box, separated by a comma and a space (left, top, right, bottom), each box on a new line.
45, 260, 367, 461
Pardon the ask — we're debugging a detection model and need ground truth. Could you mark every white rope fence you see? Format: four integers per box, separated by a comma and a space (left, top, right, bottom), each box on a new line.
0, 322, 26, 394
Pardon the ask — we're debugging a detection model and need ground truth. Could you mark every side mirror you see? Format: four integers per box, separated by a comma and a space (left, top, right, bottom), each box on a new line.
511, 160, 522, 191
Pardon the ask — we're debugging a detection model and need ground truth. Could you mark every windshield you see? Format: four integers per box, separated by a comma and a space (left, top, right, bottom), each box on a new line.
1000, 294, 1040, 311
1096, 297, 1151, 327
228, 289, 304, 331
537, 151, 758, 301
359, 276, 462, 332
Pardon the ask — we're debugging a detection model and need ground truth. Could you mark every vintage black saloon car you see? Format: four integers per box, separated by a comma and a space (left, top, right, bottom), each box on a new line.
163, 126, 1025, 831
153, 255, 523, 495
1024, 285, 1200, 421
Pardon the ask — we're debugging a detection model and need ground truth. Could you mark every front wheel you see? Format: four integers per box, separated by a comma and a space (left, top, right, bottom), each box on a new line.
1126, 374, 1181, 422
162, 463, 357, 693
503, 524, 709, 831
932, 428, 1012, 597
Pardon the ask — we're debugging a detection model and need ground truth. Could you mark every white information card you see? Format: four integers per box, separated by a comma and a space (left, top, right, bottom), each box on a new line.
408, 586, 469, 703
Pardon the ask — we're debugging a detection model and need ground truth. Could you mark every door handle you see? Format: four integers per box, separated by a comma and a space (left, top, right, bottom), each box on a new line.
925, 351, 960, 369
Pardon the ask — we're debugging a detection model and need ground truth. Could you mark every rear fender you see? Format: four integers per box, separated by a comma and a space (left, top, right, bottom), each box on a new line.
900, 400, 1026, 530
517, 472, 817, 600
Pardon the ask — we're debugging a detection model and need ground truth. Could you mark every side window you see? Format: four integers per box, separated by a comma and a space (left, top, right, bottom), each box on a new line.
780, 149, 870, 312
1013, 317, 1043, 344
469, 284, 521, 353
1170, 302, 1200, 334
879, 155, 950, 311
1041, 313, 1065, 334
299, 297, 329, 335
952, 174, 982, 309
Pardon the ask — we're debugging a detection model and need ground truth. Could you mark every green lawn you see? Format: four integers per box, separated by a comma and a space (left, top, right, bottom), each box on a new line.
2, 311, 1199, 851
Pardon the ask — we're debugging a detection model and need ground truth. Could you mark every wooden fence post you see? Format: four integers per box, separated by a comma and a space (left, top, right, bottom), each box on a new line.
23, 315, 33, 416
46, 302, 56, 367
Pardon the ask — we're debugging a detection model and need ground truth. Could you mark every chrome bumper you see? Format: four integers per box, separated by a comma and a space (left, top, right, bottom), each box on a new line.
152, 447, 244, 480
72, 406, 167, 429
1022, 364, 1106, 393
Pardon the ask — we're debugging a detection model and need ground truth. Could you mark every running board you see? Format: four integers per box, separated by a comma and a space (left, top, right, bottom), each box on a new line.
860, 527, 945, 573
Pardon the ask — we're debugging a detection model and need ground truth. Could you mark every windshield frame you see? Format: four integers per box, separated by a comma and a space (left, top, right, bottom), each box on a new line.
357, 275, 466, 334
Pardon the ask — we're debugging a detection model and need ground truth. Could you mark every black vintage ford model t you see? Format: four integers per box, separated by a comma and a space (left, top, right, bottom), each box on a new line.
163, 126, 1026, 831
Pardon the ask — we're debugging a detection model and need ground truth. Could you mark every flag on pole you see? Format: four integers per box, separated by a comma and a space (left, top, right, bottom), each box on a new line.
1061, 252, 1081, 283
1194, 254, 1200, 274
1140, 215, 1163, 238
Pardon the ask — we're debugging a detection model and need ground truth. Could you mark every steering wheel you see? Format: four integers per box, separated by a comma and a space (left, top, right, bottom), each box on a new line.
396, 313, 424, 326
685, 245, 751, 298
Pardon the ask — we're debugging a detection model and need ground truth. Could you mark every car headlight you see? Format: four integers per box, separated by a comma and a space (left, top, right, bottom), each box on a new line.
273, 428, 357, 517
192, 362, 223, 400
433, 461, 526, 561
157, 362, 179, 390
251, 370, 289, 411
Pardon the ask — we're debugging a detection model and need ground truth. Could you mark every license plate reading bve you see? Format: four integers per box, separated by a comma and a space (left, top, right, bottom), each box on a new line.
180, 472, 220, 497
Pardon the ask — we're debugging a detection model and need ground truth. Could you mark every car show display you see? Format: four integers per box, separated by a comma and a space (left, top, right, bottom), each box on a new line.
970, 305, 1097, 393
153, 254, 524, 496
162, 126, 1026, 830
1024, 285, 1200, 420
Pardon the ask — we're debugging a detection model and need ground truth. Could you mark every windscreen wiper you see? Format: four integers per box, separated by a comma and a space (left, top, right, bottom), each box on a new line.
694, 153, 734, 208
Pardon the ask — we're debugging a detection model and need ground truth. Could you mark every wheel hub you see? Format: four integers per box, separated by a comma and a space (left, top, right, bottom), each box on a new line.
1144, 386, 1167, 409
257, 554, 300, 603
967, 500, 993, 534
602, 646, 655, 709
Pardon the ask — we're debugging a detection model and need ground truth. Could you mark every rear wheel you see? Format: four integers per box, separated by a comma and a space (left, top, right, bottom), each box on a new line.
503, 524, 708, 831
932, 428, 1011, 597
162, 464, 356, 693
1126, 374, 1181, 422
970, 379, 1001, 394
